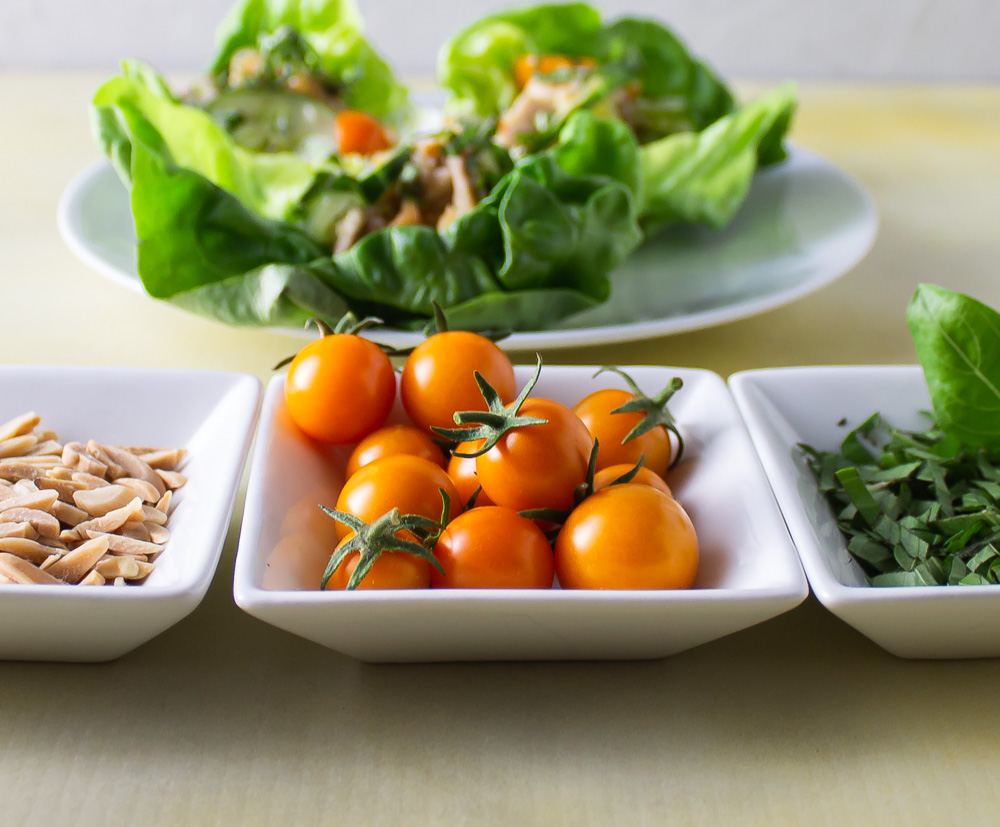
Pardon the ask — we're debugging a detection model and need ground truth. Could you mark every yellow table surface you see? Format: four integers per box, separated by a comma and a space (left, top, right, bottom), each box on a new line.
3, 74, 1000, 825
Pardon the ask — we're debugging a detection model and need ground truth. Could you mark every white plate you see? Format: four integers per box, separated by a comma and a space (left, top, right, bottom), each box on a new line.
730, 366, 1000, 659
0, 366, 261, 661
58, 145, 876, 349
233, 364, 808, 662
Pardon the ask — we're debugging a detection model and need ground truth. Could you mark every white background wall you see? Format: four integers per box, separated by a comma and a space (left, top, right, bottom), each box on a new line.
2, 0, 998, 79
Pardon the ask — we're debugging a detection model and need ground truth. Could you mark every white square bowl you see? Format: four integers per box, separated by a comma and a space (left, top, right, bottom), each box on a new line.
234, 365, 807, 662
0, 366, 261, 661
730, 365, 1000, 659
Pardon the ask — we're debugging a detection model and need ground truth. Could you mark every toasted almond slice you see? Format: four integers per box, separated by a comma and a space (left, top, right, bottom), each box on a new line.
145, 523, 170, 545
139, 505, 167, 526
113, 576, 126, 586
0, 489, 59, 514
8, 456, 62, 468
86, 530, 161, 558
51, 500, 88, 527
0, 538, 57, 564
121, 523, 151, 542
36, 476, 87, 502
0, 435, 37, 458
28, 440, 63, 457
99, 445, 166, 497
138, 448, 187, 471
45, 466, 74, 480
0, 522, 37, 540
156, 470, 187, 490
0, 552, 65, 584
0, 461, 41, 481
155, 489, 172, 514
70, 498, 144, 538
38, 554, 61, 571
71, 472, 110, 490
96, 555, 140, 579
73, 485, 138, 517
0, 413, 40, 442
37, 536, 69, 551
47, 536, 111, 584
62, 442, 108, 477
120, 446, 161, 455
79, 569, 106, 586
0, 508, 60, 538
128, 560, 155, 580
85, 441, 126, 480
33, 429, 58, 443
12, 479, 38, 495
115, 477, 160, 503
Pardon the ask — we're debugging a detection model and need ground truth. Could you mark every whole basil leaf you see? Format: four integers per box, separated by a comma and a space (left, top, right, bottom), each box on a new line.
907, 284, 1000, 450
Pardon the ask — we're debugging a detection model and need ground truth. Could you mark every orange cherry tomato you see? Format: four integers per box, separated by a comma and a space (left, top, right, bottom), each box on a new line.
334, 454, 462, 542
431, 506, 554, 589
555, 485, 698, 590
513, 54, 594, 88
345, 424, 446, 478
475, 398, 593, 512
447, 440, 494, 508
400, 331, 516, 434
334, 110, 392, 155
284, 333, 395, 445
574, 388, 672, 477
324, 536, 433, 590
592, 463, 672, 497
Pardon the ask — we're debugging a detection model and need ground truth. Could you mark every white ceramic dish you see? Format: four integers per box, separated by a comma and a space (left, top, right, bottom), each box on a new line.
58, 145, 876, 350
0, 366, 261, 662
234, 365, 808, 663
730, 365, 1000, 659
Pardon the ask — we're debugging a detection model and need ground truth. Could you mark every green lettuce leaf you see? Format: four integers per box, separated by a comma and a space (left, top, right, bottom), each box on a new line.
638, 82, 797, 231
210, 0, 408, 122
548, 110, 641, 199
907, 284, 1000, 451
92, 64, 318, 221
437, 3, 734, 142
125, 142, 641, 331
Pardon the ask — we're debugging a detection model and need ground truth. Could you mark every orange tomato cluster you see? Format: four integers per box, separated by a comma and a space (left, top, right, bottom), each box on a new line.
283, 320, 699, 592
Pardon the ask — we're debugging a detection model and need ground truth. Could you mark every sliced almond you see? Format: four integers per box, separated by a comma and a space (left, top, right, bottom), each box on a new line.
47, 536, 111, 584
155, 489, 172, 514
85, 441, 126, 479
34, 429, 59, 443
0, 553, 65, 585
156, 470, 187, 490
86, 530, 161, 558
0, 508, 60, 538
71, 472, 110, 490
12, 479, 39, 496
0, 489, 59, 514
37, 536, 69, 551
73, 485, 138, 517
0, 435, 37, 458
0, 538, 57, 565
79, 569, 106, 586
96, 555, 140, 580
0, 522, 37, 540
115, 477, 160, 503
138, 448, 187, 471
0, 461, 41, 481
36, 476, 87, 502
113, 576, 126, 587
28, 440, 63, 457
62, 442, 108, 477
121, 523, 151, 542
39, 554, 61, 571
129, 560, 155, 580
68, 498, 144, 539
139, 505, 167, 526
51, 500, 88, 527
45, 466, 75, 480
0, 413, 40, 442
145, 523, 170, 545
99, 445, 165, 497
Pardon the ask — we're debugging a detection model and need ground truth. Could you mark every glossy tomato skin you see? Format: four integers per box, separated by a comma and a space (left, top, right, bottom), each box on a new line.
431, 507, 554, 589
345, 424, 446, 478
400, 331, 516, 433
325, 537, 431, 590
475, 398, 593, 512
573, 388, 672, 477
555, 484, 698, 590
285, 334, 395, 444
592, 464, 672, 497
447, 440, 494, 508
334, 454, 462, 541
